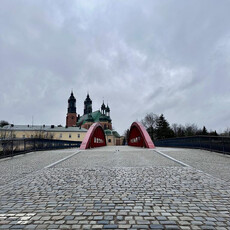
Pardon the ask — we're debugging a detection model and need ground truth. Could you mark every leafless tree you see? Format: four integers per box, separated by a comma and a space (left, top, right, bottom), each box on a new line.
34, 129, 54, 139
141, 113, 158, 129
220, 127, 230, 136
171, 123, 187, 137
171, 123, 180, 135
184, 123, 198, 136
0, 129, 15, 139
0, 120, 9, 127
0, 128, 16, 156
123, 129, 130, 145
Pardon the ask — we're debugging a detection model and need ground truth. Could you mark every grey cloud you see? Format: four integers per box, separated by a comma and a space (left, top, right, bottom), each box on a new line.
1, 0, 230, 134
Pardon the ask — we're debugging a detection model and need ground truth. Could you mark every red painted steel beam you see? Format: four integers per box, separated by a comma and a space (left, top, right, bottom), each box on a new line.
80, 123, 106, 150
128, 122, 155, 149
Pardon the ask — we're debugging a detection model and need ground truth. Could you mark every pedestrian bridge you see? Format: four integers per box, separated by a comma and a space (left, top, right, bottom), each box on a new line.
80, 123, 106, 150
80, 121, 155, 150
0, 146, 230, 229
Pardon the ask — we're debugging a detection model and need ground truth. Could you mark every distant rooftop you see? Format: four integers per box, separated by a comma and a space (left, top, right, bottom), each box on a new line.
1, 125, 87, 132
104, 129, 121, 138
77, 110, 102, 125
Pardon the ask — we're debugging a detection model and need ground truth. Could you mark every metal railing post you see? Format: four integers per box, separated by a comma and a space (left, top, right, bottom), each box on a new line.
11, 139, 13, 156
222, 137, 225, 154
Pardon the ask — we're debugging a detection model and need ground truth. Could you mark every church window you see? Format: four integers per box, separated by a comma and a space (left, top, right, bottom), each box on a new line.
69, 134, 72, 138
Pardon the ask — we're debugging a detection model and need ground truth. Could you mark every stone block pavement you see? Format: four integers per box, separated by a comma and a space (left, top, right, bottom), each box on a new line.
0, 146, 230, 229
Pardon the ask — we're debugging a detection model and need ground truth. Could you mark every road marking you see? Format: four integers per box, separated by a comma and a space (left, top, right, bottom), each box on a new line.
153, 149, 230, 183
0, 150, 81, 195
44, 150, 81, 168
154, 149, 191, 167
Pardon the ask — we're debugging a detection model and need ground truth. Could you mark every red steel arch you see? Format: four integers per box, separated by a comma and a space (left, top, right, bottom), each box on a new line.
80, 123, 106, 150
128, 122, 155, 149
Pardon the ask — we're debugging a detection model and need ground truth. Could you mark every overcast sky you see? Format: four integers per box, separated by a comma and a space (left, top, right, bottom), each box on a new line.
1, 0, 230, 134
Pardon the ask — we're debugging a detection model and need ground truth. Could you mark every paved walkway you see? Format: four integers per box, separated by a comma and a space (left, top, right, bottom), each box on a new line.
55, 147, 181, 168
157, 147, 230, 182
0, 146, 230, 229
0, 148, 78, 187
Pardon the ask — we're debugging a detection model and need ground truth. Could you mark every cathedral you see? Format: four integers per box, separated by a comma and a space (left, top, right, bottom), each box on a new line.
0, 92, 123, 147
66, 91, 123, 145
66, 92, 112, 130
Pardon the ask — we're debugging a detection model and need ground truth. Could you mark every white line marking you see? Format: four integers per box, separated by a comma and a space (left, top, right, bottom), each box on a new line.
0, 151, 81, 194
154, 149, 191, 167
154, 149, 229, 183
44, 151, 80, 168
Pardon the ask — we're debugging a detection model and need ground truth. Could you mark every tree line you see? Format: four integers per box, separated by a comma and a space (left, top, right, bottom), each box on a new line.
123, 113, 230, 142
140, 113, 229, 141
0, 120, 9, 128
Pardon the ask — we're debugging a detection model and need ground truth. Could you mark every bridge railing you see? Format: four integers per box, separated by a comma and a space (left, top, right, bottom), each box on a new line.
0, 138, 81, 159
154, 136, 230, 155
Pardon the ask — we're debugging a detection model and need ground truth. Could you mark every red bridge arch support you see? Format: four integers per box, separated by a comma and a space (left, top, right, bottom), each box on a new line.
128, 122, 155, 149
80, 123, 106, 150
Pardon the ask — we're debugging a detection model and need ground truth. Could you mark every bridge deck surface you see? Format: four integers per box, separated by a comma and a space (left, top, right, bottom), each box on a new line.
157, 147, 230, 183
0, 146, 229, 229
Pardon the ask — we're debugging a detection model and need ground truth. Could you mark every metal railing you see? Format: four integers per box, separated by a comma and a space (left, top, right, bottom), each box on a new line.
154, 136, 230, 155
0, 138, 81, 159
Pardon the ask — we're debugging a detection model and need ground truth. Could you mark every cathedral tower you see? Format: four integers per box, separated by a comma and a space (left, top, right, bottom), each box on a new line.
105, 104, 110, 117
84, 93, 92, 115
66, 91, 77, 127
101, 101, 106, 115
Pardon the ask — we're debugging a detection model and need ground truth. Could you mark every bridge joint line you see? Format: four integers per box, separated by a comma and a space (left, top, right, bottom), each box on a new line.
153, 149, 191, 167
153, 149, 230, 183
44, 150, 81, 168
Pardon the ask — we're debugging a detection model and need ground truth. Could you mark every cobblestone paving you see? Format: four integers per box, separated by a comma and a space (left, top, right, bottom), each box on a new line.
0, 148, 79, 187
157, 147, 230, 183
0, 167, 230, 229
55, 147, 181, 168
0, 146, 230, 229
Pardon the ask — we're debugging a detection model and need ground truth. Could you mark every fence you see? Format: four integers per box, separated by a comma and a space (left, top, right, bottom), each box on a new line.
0, 138, 81, 159
154, 136, 230, 155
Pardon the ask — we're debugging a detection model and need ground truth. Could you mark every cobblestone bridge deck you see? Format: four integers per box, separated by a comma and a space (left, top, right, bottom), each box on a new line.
0, 146, 230, 229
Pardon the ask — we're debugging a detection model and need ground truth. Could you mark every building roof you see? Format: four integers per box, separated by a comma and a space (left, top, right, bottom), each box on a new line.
1, 125, 87, 133
85, 113, 94, 122
113, 131, 121, 138
104, 129, 121, 138
78, 110, 105, 125
99, 114, 110, 122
